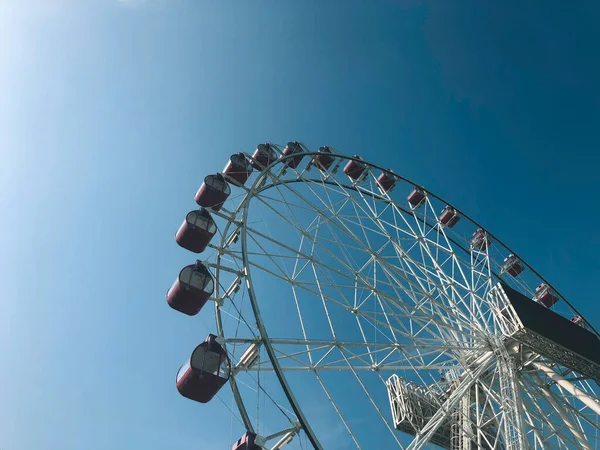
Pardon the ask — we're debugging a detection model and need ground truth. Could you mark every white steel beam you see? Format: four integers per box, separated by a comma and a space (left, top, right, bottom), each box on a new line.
533, 362, 600, 415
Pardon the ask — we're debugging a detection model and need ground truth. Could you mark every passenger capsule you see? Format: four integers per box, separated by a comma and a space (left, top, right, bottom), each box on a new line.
175, 209, 217, 254
571, 316, 584, 327
176, 334, 231, 403
470, 228, 491, 251
166, 261, 215, 316
376, 169, 398, 193
407, 186, 426, 208
251, 143, 277, 169
195, 174, 231, 211
281, 142, 304, 168
232, 432, 261, 450
532, 283, 559, 308
438, 206, 460, 228
313, 146, 335, 171
502, 254, 524, 277
343, 155, 367, 180
223, 153, 253, 185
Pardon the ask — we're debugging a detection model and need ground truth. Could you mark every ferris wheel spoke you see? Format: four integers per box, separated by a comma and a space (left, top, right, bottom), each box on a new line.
242, 220, 483, 346
290, 225, 321, 370
375, 246, 466, 327
517, 376, 585, 449
473, 376, 514, 449
298, 260, 473, 346
365, 289, 475, 350
489, 376, 563, 449
263, 174, 317, 237
347, 191, 475, 311
550, 383, 600, 433
491, 349, 529, 450
521, 374, 595, 450
305, 172, 505, 317
471, 382, 506, 450
353, 305, 380, 368
381, 240, 485, 336
337, 346, 406, 447
312, 371, 363, 449
470, 247, 494, 301
372, 259, 483, 345
231, 339, 469, 374
532, 361, 600, 415
415, 240, 493, 335
225, 337, 470, 352
520, 372, 596, 449
520, 406, 546, 449
528, 369, 600, 432
244, 211, 364, 295
273, 176, 398, 267
519, 403, 565, 448
412, 234, 491, 336
254, 178, 489, 341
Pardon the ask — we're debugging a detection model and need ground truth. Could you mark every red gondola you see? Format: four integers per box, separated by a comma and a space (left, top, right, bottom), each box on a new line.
176, 334, 231, 403
470, 228, 491, 251
223, 153, 253, 185
343, 155, 367, 180
407, 186, 426, 208
251, 143, 277, 169
232, 432, 261, 450
571, 316, 584, 327
195, 174, 231, 211
313, 146, 335, 171
166, 261, 215, 316
376, 169, 398, 193
175, 209, 217, 254
532, 283, 559, 308
439, 206, 460, 228
502, 254, 524, 277
281, 142, 304, 168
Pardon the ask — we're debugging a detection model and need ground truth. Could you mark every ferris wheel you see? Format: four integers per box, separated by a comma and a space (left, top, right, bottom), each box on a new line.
166, 142, 600, 450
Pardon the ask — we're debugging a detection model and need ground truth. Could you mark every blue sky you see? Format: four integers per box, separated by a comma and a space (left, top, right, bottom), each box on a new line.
1, 1, 599, 449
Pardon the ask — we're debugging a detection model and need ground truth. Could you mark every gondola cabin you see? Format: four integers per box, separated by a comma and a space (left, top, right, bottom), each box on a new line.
572, 316, 584, 327
175, 208, 217, 254
470, 228, 491, 251
176, 334, 231, 403
438, 206, 460, 228
251, 143, 277, 169
281, 142, 304, 168
195, 174, 231, 211
223, 153, 253, 185
377, 169, 398, 193
502, 254, 524, 277
343, 155, 367, 180
232, 432, 261, 450
407, 186, 426, 208
532, 283, 559, 308
313, 146, 335, 171
166, 261, 215, 316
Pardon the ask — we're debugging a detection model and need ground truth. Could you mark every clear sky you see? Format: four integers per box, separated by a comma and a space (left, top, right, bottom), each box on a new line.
1, 1, 599, 449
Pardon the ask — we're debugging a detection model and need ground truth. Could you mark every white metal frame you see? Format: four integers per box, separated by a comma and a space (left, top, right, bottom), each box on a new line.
197, 147, 600, 449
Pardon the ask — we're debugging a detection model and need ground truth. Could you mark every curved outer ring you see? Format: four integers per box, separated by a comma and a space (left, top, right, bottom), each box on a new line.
215, 150, 598, 449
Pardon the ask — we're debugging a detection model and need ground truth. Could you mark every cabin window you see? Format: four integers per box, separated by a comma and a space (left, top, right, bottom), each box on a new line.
189, 271, 209, 291
192, 347, 229, 378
